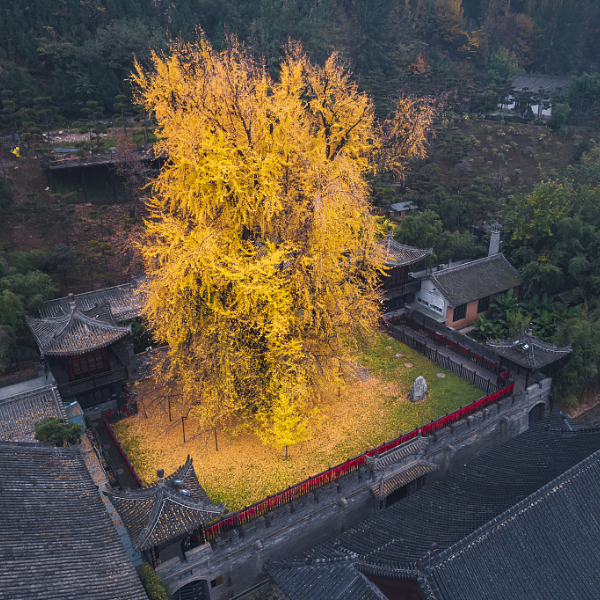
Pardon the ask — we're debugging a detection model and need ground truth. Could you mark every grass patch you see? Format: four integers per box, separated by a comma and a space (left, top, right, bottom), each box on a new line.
113, 333, 482, 510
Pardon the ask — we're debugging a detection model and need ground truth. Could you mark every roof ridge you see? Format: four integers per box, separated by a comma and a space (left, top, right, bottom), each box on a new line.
427, 447, 600, 570
431, 253, 507, 278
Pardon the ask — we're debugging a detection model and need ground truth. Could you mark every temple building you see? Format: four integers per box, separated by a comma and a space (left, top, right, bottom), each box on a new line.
414, 254, 521, 328
378, 226, 432, 313
26, 295, 131, 408
105, 456, 224, 574
487, 326, 572, 391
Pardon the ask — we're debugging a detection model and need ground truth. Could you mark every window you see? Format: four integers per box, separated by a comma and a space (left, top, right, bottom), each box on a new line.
477, 296, 490, 313
211, 576, 224, 588
68, 350, 108, 381
385, 268, 407, 289
453, 304, 467, 322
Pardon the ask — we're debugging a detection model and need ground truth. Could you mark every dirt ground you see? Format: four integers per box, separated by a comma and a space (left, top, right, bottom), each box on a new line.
0, 145, 145, 294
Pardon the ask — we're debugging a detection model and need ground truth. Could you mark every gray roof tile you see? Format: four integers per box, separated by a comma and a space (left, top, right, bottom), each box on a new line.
487, 326, 571, 370
430, 254, 520, 307
0, 385, 65, 442
378, 233, 432, 268
105, 457, 224, 550
27, 300, 131, 357
39, 275, 147, 321
425, 449, 600, 599
0, 441, 148, 600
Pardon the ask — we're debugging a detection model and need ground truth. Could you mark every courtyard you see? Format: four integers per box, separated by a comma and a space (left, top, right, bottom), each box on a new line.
112, 333, 483, 510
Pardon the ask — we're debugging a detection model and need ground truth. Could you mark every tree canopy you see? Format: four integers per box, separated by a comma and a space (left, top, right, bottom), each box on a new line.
134, 39, 390, 445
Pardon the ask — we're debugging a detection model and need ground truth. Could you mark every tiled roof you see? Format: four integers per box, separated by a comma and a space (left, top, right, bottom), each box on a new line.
265, 558, 387, 600
424, 449, 600, 599
0, 442, 148, 600
282, 413, 600, 573
370, 461, 440, 500
487, 327, 571, 370
365, 435, 429, 470
510, 74, 571, 93
27, 299, 131, 357
378, 232, 432, 268
39, 275, 147, 321
430, 254, 520, 307
0, 384, 65, 442
105, 456, 224, 550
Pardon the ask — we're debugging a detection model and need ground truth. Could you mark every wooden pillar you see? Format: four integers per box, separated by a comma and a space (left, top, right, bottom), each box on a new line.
525, 369, 531, 390
80, 168, 88, 203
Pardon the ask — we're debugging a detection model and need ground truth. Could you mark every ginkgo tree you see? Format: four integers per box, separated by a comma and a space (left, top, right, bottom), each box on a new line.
133, 37, 430, 449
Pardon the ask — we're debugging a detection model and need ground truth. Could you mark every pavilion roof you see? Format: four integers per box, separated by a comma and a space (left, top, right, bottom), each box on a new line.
378, 231, 432, 268
486, 327, 571, 370
39, 275, 147, 321
430, 254, 520, 307
0, 384, 65, 442
0, 442, 148, 600
104, 456, 224, 550
27, 299, 131, 357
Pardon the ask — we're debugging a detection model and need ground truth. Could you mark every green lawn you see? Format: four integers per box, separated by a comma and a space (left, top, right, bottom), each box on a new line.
113, 333, 483, 510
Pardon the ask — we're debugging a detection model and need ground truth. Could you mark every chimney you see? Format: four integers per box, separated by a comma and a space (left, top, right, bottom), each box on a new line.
387, 224, 393, 236
488, 223, 502, 256
157, 469, 164, 484
68, 292, 76, 310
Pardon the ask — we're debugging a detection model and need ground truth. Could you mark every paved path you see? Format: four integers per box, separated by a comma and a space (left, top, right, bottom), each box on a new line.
393, 323, 528, 394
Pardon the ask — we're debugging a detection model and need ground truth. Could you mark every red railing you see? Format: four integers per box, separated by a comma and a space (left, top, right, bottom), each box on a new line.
203, 381, 515, 540
101, 412, 143, 487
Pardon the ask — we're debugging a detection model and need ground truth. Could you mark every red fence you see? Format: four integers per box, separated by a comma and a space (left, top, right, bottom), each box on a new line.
390, 313, 501, 376
203, 381, 515, 541
101, 412, 143, 487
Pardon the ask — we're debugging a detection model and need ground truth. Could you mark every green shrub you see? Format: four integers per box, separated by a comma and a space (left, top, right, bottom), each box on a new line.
573, 140, 590, 161
514, 169, 521, 177
138, 564, 169, 600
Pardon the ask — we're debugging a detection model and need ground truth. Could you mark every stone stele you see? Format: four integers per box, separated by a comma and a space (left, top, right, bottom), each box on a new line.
407, 375, 428, 402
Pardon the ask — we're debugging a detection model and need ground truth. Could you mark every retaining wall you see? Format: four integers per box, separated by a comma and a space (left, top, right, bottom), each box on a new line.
156, 378, 552, 599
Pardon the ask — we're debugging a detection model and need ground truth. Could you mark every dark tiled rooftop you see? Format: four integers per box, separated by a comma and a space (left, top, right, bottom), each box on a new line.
105, 457, 224, 550
424, 449, 600, 599
378, 233, 433, 268
281, 414, 600, 571
0, 384, 65, 442
430, 254, 520, 307
487, 326, 571, 370
39, 275, 147, 321
27, 300, 131, 357
265, 559, 386, 600
0, 442, 148, 600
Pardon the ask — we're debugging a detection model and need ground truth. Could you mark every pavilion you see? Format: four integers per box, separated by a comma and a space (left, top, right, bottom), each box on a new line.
27, 295, 131, 407
378, 226, 432, 313
105, 456, 224, 568
486, 326, 572, 390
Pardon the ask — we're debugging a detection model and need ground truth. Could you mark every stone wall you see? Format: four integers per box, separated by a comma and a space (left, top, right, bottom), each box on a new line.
156, 379, 552, 599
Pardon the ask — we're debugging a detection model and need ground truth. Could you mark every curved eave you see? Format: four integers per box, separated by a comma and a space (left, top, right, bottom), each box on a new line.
385, 248, 433, 269
42, 327, 131, 357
